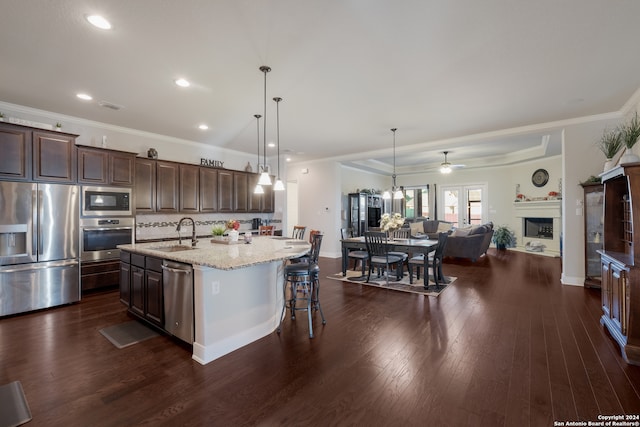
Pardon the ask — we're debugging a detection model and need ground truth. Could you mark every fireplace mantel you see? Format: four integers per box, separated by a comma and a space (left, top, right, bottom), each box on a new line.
512, 199, 562, 256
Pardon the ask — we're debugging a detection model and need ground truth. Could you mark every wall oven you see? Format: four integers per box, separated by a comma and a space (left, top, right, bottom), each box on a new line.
81, 186, 132, 217
80, 217, 134, 261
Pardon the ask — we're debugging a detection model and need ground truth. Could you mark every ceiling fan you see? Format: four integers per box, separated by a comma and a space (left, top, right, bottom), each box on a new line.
439, 151, 465, 174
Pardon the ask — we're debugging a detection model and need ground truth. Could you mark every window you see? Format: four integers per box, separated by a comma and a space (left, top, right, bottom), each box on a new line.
403, 185, 429, 219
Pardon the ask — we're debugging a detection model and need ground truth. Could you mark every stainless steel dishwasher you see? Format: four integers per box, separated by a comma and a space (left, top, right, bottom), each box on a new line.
162, 260, 194, 344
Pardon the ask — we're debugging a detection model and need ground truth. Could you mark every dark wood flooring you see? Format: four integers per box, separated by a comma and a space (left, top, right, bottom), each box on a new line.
1, 249, 639, 426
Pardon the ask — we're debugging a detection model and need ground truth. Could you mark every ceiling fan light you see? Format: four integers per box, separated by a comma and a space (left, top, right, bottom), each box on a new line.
254, 184, 264, 194
273, 179, 285, 191
440, 165, 452, 174
258, 172, 272, 185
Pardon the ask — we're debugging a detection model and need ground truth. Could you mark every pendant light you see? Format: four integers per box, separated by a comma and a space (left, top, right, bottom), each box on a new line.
440, 151, 452, 174
253, 114, 264, 194
257, 65, 273, 186
383, 128, 404, 200
272, 97, 285, 191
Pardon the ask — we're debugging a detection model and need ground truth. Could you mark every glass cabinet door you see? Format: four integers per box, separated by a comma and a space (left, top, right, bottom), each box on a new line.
583, 183, 604, 288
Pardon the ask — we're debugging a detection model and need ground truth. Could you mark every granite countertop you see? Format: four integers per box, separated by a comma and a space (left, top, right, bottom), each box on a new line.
118, 236, 310, 270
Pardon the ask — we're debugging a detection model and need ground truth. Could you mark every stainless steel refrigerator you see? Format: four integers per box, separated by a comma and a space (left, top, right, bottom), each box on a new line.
0, 182, 80, 316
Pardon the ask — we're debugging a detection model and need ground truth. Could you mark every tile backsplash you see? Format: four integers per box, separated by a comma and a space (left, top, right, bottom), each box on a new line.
136, 213, 279, 241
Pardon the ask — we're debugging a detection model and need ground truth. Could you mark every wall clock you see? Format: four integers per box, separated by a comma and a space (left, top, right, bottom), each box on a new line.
532, 169, 549, 187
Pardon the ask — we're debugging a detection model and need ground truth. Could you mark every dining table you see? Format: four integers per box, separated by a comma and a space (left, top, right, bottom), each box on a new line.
340, 236, 442, 286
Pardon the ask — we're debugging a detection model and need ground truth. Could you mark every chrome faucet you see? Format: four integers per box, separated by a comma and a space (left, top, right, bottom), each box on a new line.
176, 217, 198, 247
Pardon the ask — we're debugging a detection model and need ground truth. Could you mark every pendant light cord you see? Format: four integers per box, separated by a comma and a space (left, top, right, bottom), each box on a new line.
261, 66, 271, 173
254, 114, 261, 168
274, 97, 282, 178
391, 128, 397, 188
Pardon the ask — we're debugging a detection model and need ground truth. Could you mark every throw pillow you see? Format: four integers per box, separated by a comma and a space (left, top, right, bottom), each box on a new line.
437, 222, 452, 232
451, 226, 472, 237
409, 222, 424, 235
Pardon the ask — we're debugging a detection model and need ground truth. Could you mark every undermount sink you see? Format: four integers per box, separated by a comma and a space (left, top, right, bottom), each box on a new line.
150, 245, 196, 252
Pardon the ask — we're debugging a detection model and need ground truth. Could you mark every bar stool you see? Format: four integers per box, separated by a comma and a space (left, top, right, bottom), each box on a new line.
277, 233, 325, 338
291, 225, 306, 240
259, 225, 275, 235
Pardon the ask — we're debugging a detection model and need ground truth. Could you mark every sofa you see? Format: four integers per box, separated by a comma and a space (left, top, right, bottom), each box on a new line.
443, 222, 494, 262
408, 218, 454, 239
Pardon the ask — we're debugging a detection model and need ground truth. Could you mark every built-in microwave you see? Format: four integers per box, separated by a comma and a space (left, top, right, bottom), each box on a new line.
81, 186, 132, 217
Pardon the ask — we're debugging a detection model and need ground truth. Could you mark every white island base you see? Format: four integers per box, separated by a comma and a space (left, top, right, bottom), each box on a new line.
192, 261, 284, 365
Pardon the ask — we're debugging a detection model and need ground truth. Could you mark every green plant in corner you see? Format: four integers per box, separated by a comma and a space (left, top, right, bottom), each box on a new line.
492, 225, 516, 250
621, 112, 640, 150
597, 128, 623, 159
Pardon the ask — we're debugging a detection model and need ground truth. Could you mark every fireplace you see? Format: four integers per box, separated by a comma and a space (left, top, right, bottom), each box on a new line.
524, 217, 553, 239
513, 200, 562, 256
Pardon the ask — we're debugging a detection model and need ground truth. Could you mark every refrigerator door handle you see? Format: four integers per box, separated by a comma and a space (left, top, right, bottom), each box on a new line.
0, 259, 79, 273
38, 189, 44, 256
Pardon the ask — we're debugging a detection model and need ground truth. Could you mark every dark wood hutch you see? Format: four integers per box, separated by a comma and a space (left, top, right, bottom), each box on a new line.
598, 163, 640, 365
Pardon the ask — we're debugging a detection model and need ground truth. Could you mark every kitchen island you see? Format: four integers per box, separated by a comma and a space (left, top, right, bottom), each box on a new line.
118, 236, 310, 365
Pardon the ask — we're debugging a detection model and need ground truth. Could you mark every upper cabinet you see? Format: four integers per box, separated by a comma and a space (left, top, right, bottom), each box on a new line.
0, 123, 32, 180
77, 146, 136, 186
135, 158, 156, 212
134, 157, 273, 214
0, 122, 77, 183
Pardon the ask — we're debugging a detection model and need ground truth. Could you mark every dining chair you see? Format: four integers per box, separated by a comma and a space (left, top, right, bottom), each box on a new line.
341, 227, 369, 275
389, 228, 410, 275
292, 225, 306, 240
408, 232, 449, 288
259, 225, 275, 235
278, 232, 326, 338
364, 231, 404, 282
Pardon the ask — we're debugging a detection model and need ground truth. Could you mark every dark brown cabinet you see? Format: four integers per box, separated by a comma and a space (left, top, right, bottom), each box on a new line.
144, 257, 164, 326
234, 172, 249, 212
218, 170, 234, 212
33, 131, 77, 183
119, 251, 131, 306
121, 251, 164, 328
179, 164, 200, 212
0, 122, 31, 180
80, 259, 120, 293
0, 122, 77, 183
134, 157, 274, 214
135, 158, 156, 212
156, 161, 179, 212
78, 146, 136, 186
199, 167, 218, 212
262, 177, 274, 213
599, 164, 640, 365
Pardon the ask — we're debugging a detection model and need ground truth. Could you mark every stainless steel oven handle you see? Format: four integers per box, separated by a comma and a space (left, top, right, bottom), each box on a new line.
82, 226, 133, 232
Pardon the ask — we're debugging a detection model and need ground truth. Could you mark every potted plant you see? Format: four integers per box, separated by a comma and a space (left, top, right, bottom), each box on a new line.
620, 112, 640, 164
211, 224, 226, 240
55, 122, 62, 131
0, 112, 4, 122
597, 128, 623, 171
492, 225, 516, 250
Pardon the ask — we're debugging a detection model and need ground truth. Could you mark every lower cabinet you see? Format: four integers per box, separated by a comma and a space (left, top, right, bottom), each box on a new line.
600, 252, 640, 364
80, 259, 120, 293
121, 251, 164, 328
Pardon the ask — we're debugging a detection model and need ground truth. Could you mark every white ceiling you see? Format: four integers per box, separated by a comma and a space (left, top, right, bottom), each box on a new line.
2, 0, 640, 175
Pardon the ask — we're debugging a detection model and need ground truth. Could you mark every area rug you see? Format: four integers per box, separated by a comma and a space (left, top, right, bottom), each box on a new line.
99, 321, 159, 349
328, 270, 457, 297
0, 381, 31, 427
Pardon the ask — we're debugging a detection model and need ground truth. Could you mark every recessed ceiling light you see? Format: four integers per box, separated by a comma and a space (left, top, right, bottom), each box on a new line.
175, 78, 190, 88
198, 124, 208, 130
268, 142, 275, 148
86, 15, 112, 30
76, 93, 93, 101
286, 157, 291, 162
